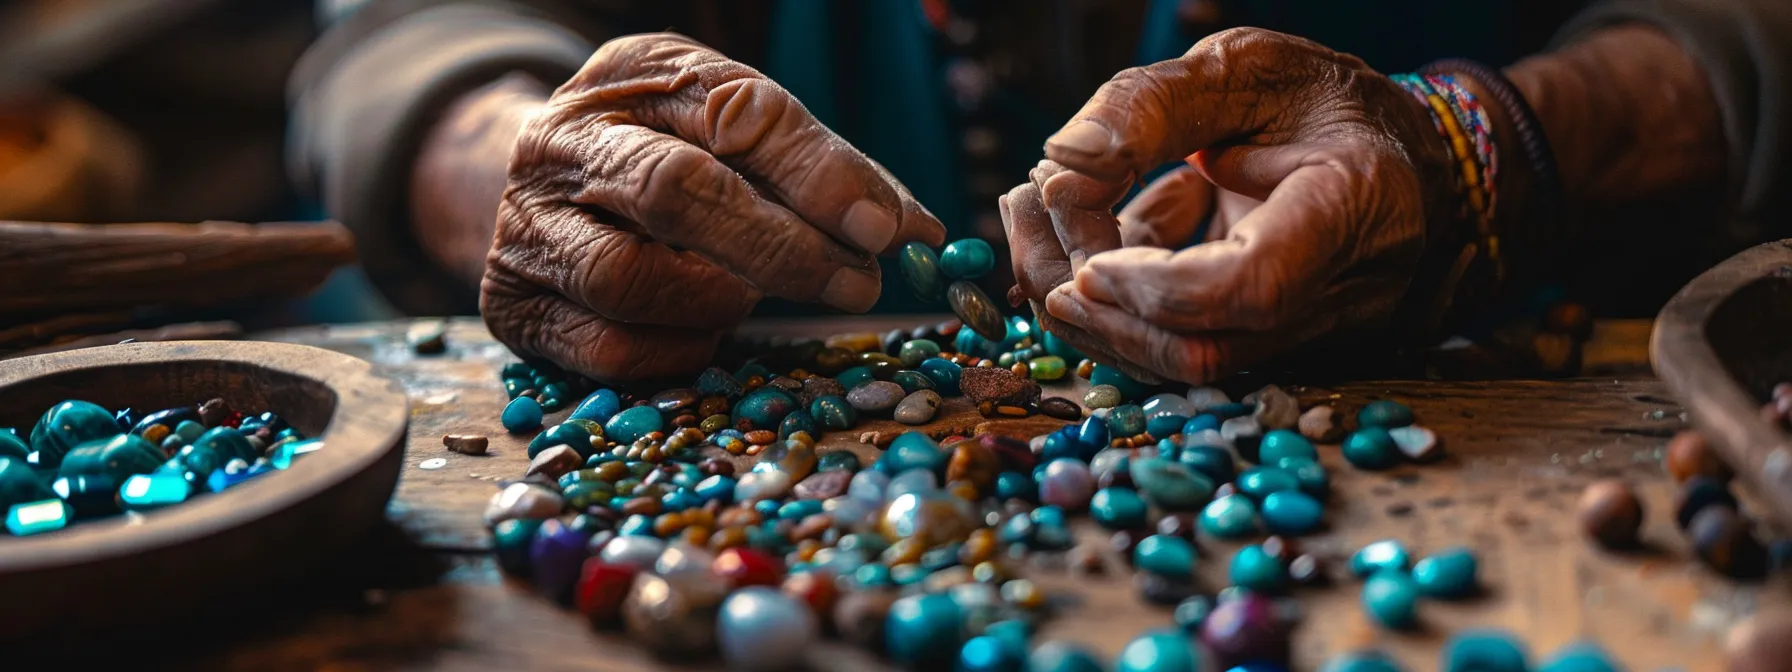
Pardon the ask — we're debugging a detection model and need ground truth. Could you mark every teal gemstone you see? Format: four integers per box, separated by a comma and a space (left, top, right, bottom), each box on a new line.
569, 389, 623, 423
29, 400, 119, 469
885, 593, 964, 666
1129, 458, 1215, 511
1145, 414, 1188, 440
501, 397, 544, 434
1200, 494, 1260, 539
1089, 364, 1150, 402
853, 563, 894, 588
528, 422, 594, 459
270, 438, 324, 469
618, 514, 655, 536
837, 366, 876, 391
118, 473, 191, 510
878, 432, 946, 475
1133, 534, 1197, 580
778, 410, 817, 440
1259, 430, 1317, 463
1237, 467, 1300, 499
1412, 547, 1479, 599
53, 473, 121, 517
1029, 641, 1105, 672
59, 434, 163, 480
0, 457, 55, 509
1441, 630, 1529, 672
1273, 457, 1329, 498
918, 358, 963, 396
195, 427, 257, 463
1357, 401, 1415, 429
1342, 428, 1400, 470
1178, 445, 1236, 484
940, 238, 996, 280
817, 450, 861, 473
899, 339, 942, 368
810, 395, 858, 431
0, 430, 28, 461
601, 406, 662, 445
1229, 545, 1286, 592
1040, 329, 1086, 363
959, 634, 1025, 672
995, 471, 1037, 502
899, 242, 947, 303
1106, 404, 1147, 438
981, 620, 1033, 660
1319, 651, 1406, 672
891, 370, 936, 395
561, 480, 614, 509
503, 378, 530, 399
1349, 540, 1412, 578
1362, 570, 1420, 630
500, 362, 533, 379
1260, 491, 1324, 535
174, 420, 206, 443
1538, 641, 1619, 672
1091, 487, 1149, 529
1172, 595, 1214, 632
493, 518, 542, 575
6, 499, 71, 535
1116, 629, 1203, 672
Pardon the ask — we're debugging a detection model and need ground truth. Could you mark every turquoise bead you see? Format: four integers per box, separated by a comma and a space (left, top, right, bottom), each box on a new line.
0, 457, 54, 508
891, 370, 936, 395
174, 420, 206, 443
1040, 329, 1086, 362
6, 498, 71, 535
1320, 651, 1406, 672
1229, 545, 1286, 592
1275, 457, 1330, 498
1090, 364, 1150, 402
501, 397, 544, 434
810, 395, 858, 431
899, 242, 947, 302
817, 451, 861, 473
1107, 404, 1147, 438
119, 473, 191, 510
1145, 414, 1188, 440
853, 563, 894, 588
1200, 494, 1260, 539
0, 430, 29, 461
778, 410, 816, 440
1362, 570, 1420, 629
1091, 487, 1149, 529
837, 366, 876, 391
1129, 458, 1215, 511
1357, 400, 1415, 429
958, 634, 1025, 672
1237, 467, 1300, 499
1440, 630, 1529, 672
569, 389, 622, 423
1260, 491, 1324, 535
898, 339, 942, 368
885, 593, 964, 666
58, 433, 162, 480
1412, 547, 1478, 599
30, 400, 119, 468
1178, 446, 1236, 484
1342, 427, 1400, 470
1258, 430, 1316, 463
1349, 540, 1412, 578
603, 406, 663, 445
493, 518, 542, 575
917, 358, 963, 396
270, 438, 323, 469
1116, 629, 1203, 672
1028, 641, 1105, 672
733, 387, 800, 430
195, 427, 257, 463
1133, 534, 1197, 580
995, 471, 1037, 502
528, 422, 592, 459
690, 472, 731, 502
1172, 595, 1213, 631
503, 378, 530, 399
879, 432, 946, 475
1182, 414, 1222, 435
940, 238, 996, 280
1538, 641, 1619, 672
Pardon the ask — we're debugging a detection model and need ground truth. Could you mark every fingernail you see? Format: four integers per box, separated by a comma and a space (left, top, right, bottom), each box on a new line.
842, 200, 897, 253
821, 267, 881, 313
1047, 121, 1112, 156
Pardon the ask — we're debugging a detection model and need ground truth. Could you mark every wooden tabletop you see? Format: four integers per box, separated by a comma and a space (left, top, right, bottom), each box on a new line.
132, 317, 1784, 671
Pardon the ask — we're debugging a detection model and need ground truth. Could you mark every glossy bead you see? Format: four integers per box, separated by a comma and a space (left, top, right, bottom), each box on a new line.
574, 559, 638, 625
1258, 430, 1316, 464
1130, 458, 1215, 511
1440, 630, 1529, 672
878, 491, 977, 545
529, 518, 592, 602
1200, 593, 1288, 665
778, 411, 816, 440
1133, 534, 1197, 580
30, 400, 119, 468
1029, 356, 1068, 382
1084, 385, 1123, 410
900, 242, 947, 302
959, 634, 1026, 672
58, 433, 162, 480
894, 390, 943, 425
1362, 570, 1420, 629
1689, 504, 1768, 578
1179, 445, 1237, 484
1665, 430, 1731, 483
1349, 540, 1412, 578
118, 473, 190, 510
1577, 479, 1643, 548
1091, 487, 1149, 529
918, 358, 964, 396
1342, 427, 1400, 470
1117, 629, 1204, 672
717, 586, 818, 672
1201, 495, 1260, 539
885, 593, 965, 666
1412, 547, 1478, 599
1237, 467, 1299, 500
1357, 401, 1414, 429
6, 498, 71, 535
995, 471, 1037, 502
1089, 364, 1150, 402
1675, 475, 1738, 529
734, 387, 800, 431
948, 281, 1007, 341
1107, 404, 1147, 437
1038, 458, 1096, 512
1230, 545, 1286, 592
1538, 641, 1620, 672
1260, 491, 1324, 536
940, 238, 996, 280
880, 432, 947, 475
599, 406, 661, 446
1319, 651, 1405, 672
493, 518, 542, 575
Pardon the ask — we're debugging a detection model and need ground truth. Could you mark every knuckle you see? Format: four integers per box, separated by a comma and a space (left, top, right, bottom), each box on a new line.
704, 78, 799, 156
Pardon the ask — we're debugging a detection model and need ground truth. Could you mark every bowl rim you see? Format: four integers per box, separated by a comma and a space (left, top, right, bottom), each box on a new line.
0, 340, 408, 571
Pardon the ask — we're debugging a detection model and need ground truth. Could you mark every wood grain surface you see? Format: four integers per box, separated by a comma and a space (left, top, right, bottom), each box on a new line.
91, 318, 1784, 671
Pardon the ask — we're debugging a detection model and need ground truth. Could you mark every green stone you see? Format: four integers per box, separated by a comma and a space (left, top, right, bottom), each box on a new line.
899, 339, 942, 368
1260, 490, 1324, 535
174, 420, 206, 443
1357, 400, 1415, 429
1237, 467, 1300, 499
1106, 404, 1147, 438
1228, 544, 1286, 592
561, 479, 614, 509
118, 473, 191, 510
885, 593, 964, 666
1090, 487, 1148, 529
0, 430, 28, 461
899, 242, 947, 302
1412, 547, 1478, 599
1259, 430, 1317, 463
270, 438, 323, 469
817, 451, 861, 473
837, 366, 876, 390
939, 238, 996, 280
1275, 456, 1330, 498
1343, 427, 1400, 470
6, 499, 71, 535
1129, 458, 1214, 511
29, 400, 119, 469
810, 395, 858, 431
601, 406, 662, 445
891, 370, 936, 395
1200, 494, 1259, 539
1089, 365, 1150, 402
0, 457, 54, 509
1538, 641, 1619, 672
1441, 630, 1529, 672
1083, 385, 1123, 409
1350, 540, 1411, 578
1362, 570, 1420, 630
529, 423, 593, 459
947, 281, 1007, 341
59, 434, 162, 480
1132, 534, 1197, 580
1115, 629, 1203, 672
1028, 356, 1068, 382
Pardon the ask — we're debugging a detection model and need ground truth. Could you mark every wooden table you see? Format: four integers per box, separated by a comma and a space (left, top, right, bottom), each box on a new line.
136, 317, 1783, 671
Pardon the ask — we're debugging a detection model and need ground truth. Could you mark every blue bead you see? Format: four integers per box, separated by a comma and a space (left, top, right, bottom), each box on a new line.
1040, 426, 1084, 462
1031, 505, 1067, 527
886, 593, 965, 666
1412, 547, 1479, 599
995, 471, 1037, 502
569, 389, 622, 423
1260, 491, 1324, 535
1258, 430, 1316, 463
940, 238, 997, 280
1107, 404, 1147, 438
754, 498, 783, 518
918, 358, 964, 396
603, 406, 664, 445
1319, 651, 1406, 672
661, 489, 703, 512
837, 366, 876, 391
118, 473, 191, 510
618, 514, 655, 537
1207, 403, 1253, 420
1228, 664, 1289, 672
1029, 641, 1105, 672
1362, 570, 1420, 629
1201, 494, 1260, 539
1343, 427, 1401, 470
1229, 545, 1286, 592
501, 397, 544, 434
854, 563, 894, 588
1178, 445, 1237, 484
1537, 641, 1619, 672
1116, 629, 1203, 672
1237, 467, 1300, 500
1183, 414, 1222, 435
880, 432, 946, 475
1091, 487, 1149, 529
1146, 414, 1189, 440
1133, 534, 1197, 580
959, 634, 1025, 672
1274, 457, 1329, 498
1076, 417, 1110, 452
1349, 540, 1412, 578
1440, 630, 1529, 672
1358, 400, 1415, 429
695, 475, 736, 503
779, 499, 825, 520
1089, 364, 1151, 402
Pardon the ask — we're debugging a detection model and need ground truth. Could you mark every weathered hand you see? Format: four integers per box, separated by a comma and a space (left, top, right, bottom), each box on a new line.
1004, 28, 1456, 385
484, 34, 944, 381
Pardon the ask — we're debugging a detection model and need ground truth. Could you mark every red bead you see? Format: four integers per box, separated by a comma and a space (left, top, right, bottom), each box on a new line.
712, 547, 783, 588
574, 560, 638, 626
781, 570, 839, 618
222, 411, 244, 429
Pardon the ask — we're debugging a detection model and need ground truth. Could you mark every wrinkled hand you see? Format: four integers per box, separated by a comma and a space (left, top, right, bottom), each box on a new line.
1004, 28, 1455, 385
484, 34, 944, 381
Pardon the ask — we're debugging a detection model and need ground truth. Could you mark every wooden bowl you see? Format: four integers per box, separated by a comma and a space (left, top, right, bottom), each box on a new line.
1653, 240, 1792, 528
0, 341, 407, 640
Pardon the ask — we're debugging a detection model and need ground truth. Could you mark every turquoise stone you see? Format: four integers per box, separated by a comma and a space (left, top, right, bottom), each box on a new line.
1090, 364, 1150, 402
1040, 329, 1086, 362
501, 397, 544, 434
1172, 595, 1213, 632
1091, 487, 1149, 529
569, 389, 623, 423
1029, 641, 1106, 672
1260, 491, 1324, 535
1145, 414, 1188, 440
1133, 534, 1197, 580
853, 563, 894, 588
30, 400, 119, 468
1229, 545, 1286, 592
995, 471, 1037, 502
940, 238, 996, 280
817, 451, 861, 473
528, 422, 592, 459
1258, 430, 1316, 463
1183, 414, 1222, 435
119, 473, 191, 510
1357, 400, 1415, 429
1319, 651, 1406, 672
1362, 570, 1420, 629
174, 420, 206, 443
601, 406, 661, 445
1200, 494, 1260, 539
6, 499, 71, 535
195, 427, 257, 462
733, 387, 799, 430
1129, 458, 1215, 511
0, 457, 54, 508
899, 339, 942, 368
1349, 540, 1412, 577
1178, 446, 1237, 484
1440, 630, 1529, 672
837, 366, 876, 391
270, 438, 324, 469
1237, 467, 1300, 499
1116, 629, 1203, 672
878, 432, 946, 475
504, 378, 529, 399
1107, 404, 1147, 438
1538, 641, 1619, 672
1342, 428, 1400, 470
0, 430, 29, 460
899, 242, 947, 302
1412, 547, 1478, 599
493, 518, 542, 575
891, 370, 936, 396
885, 593, 964, 666
958, 634, 1025, 672
59, 434, 162, 480
918, 358, 963, 396
1274, 457, 1330, 498
53, 473, 121, 517
810, 395, 858, 431
778, 410, 816, 440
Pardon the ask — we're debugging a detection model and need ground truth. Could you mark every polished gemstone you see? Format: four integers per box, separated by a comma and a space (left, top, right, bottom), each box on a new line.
529, 518, 593, 602
1260, 491, 1324, 536
894, 390, 943, 425
1258, 430, 1316, 464
1342, 427, 1400, 470
6, 499, 71, 535
1091, 487, 1149, 529
778, 411, 817, 441
879, 432, 947, 475
1362, 570, 1419, 629
1388, 425, 1441, 462
1037, 397, 1081, 421
1029, 356, 1068, 382
733, 387, 800, 430
1275, 457, 1330, 498
891, 370, 936, 396
694, 474, 738, 503
1179, 445, 1237, 485
1357, 400, 1415, 429
1440, 630, 1530, 672
900, 242, 947, 302
734, 470, 795, 502
917, 358, 964, 396
1237, 467, 1300, 500
958, 634, 1025, 672
808, 395, 858, 431
718, 586, 818, 672
837, 366, 875, 391
528, 422, 593, 460
604, 406, 664, 445
816, 450, 860, 473
1230, 545, 1286, 592
940, 238, 996, 280
1200, 593, 1288, 665
597, 535, 667, 570
269, 438, 323, 469
1201, 494, 1260, 539
0, 431, 26, 461
1412, 547, 1478, 599
995, 471, 1037, 502
650, 388, 699, 415
1116, 629, 1204, 672
895, 340, 942, 370
58, 433, 162, 480
1349, 540, 1412, 578
1537, 641, 1620, 672
1038, 458, 1096, 512
493, 518, 542, 575
1146, 414, 1188, 440
1107, 404, 1147, 438
1133, 534, 1197, 580
574, 560, 638, 625
1084, 385, 1123, 410
1130, 458, 1215, 511
118, 473, 191, 511
948, 281, 1007, 340
501, 397, 545, 434
30, 400, 120, 468
878, 491, 977, 545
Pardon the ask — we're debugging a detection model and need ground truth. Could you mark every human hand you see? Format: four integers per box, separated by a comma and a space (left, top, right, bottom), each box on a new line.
484, 34, 944, 381
1004, 28, 1458, 385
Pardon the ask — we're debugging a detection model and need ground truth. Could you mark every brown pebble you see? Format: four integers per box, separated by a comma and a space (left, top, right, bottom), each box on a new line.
525, 446, 583, 480
961, 367, 1043, 406
671, 414, 698, 428
790, 514, 835, 541
621, 497, 663, 517
1011, 362, 1030, 377
443, 434, 490, 456
744, 430, 777, 445
681, 525, 712, 548
1727, 610, 1792, 672
1037, 397, 1083, 421
1067, 545, 1107, 575
996, 405, 1029, 418
1576, 478, 1643, 548
707, 526, 749, 552
1076, 359, 1094, 379
197, 398, 233, 427
978, 401, 997, 418
699, 396, 730, 417
794, 470, 852, 500
1665, 430, 1731, 483
1296, 405, 1345, 443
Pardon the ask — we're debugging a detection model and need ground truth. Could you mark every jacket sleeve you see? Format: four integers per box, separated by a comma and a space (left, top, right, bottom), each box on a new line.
286, 2, 595, 315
